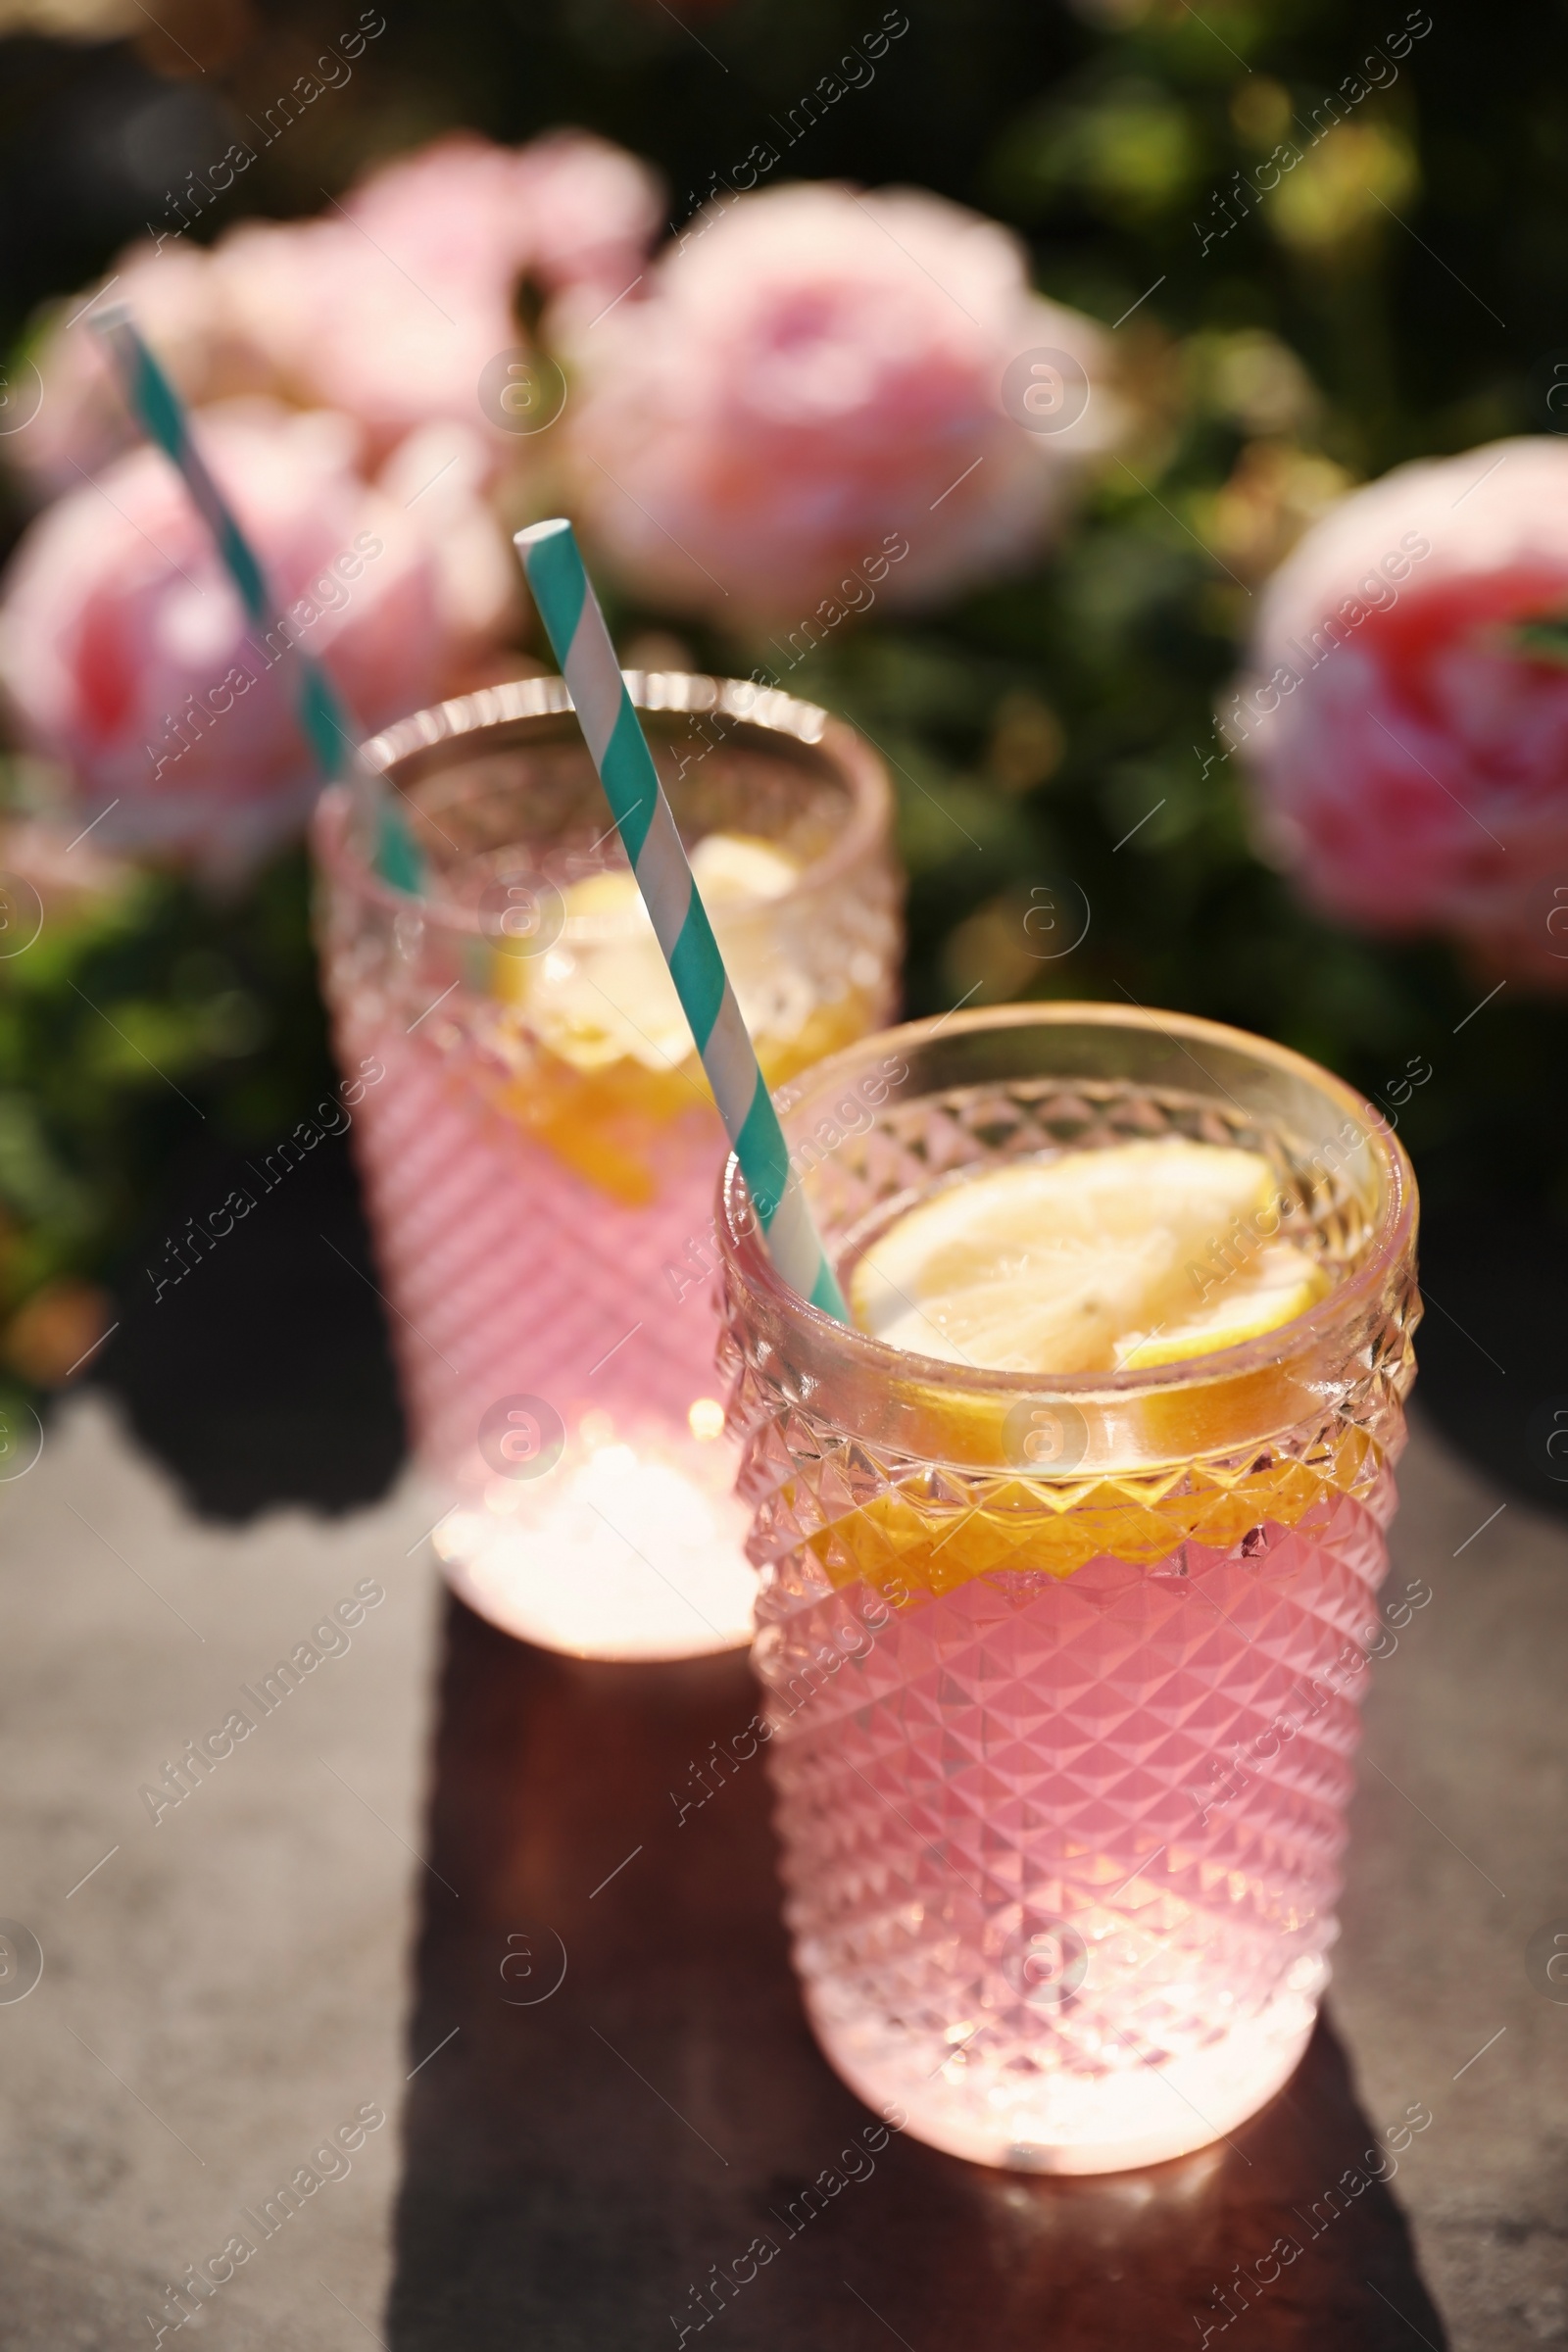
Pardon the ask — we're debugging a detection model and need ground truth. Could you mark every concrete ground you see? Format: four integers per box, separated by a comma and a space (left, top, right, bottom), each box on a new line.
1334, 1415, 1568, 2350
0, 1396, 1561, 2348
0, 1392, 438, 2350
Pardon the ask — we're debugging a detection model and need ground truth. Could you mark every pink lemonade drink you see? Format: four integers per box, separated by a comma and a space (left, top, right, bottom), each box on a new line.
716, 1004, 1418, 2173
313, 673, 897, 1659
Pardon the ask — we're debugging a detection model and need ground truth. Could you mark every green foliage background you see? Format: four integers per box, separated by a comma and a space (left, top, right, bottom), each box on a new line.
2, 0, 1563, 1417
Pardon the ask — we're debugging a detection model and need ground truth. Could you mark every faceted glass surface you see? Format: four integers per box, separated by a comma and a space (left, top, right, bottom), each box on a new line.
719, 1020, 1418, 2170
314, 675, 898, 1659
327, 1001, 759, 1659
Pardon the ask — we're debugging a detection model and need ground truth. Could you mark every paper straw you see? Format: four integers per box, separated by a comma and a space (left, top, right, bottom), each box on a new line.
516, 517, 849, 1321
90, 306, 423, 894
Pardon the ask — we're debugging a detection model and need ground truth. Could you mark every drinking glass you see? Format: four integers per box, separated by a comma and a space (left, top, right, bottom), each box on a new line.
313, 672, 898, 1659
716, 1004, 1418, 2172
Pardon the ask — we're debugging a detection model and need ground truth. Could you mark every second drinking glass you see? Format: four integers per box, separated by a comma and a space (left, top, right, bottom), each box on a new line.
313, 672, 899, 1659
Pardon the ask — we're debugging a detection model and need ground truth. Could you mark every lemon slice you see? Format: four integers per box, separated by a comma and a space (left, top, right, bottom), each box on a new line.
850, 1139, 1323, 1375
685, 833, 803, 903
1118, 1241, 1328, 1367
505, 833, 806, 1072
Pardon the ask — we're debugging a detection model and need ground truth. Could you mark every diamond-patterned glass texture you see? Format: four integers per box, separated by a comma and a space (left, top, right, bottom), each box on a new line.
720, 1063, 1417, 2169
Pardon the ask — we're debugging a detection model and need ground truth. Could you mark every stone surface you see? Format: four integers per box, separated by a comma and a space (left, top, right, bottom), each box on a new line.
391, 1593, 1446, 2350
0, 1392, 439, 2349
1336, 1413, 1568, 2351
0, 1398, 1561, 2346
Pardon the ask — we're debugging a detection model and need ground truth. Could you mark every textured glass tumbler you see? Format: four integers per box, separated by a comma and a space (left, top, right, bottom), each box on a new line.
716, 1004, 1419, 2173
313, 673, 898, 1660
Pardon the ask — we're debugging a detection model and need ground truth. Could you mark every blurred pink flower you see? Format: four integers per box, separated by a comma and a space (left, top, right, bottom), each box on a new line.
511, 127, 667, 293
340, 130, 539, 294
0, 400, 514, 880
559, 180, 1116, 623
1238, 437, 1568, 986
345, 126, 662, 297
11, 238, 281, 497
287, 131, 662, 457
254, 211, 514, 461
12, 130, 662, 487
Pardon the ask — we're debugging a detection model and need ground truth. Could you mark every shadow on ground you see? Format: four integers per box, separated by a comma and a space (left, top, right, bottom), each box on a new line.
94, 1130, 405, 1520
81, 1119, 1461, 2342
387, 1596, 1449, 2351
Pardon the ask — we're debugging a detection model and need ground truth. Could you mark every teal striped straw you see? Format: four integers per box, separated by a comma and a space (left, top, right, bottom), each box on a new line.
90, 306, 423, 894
516, 517, 849, 1322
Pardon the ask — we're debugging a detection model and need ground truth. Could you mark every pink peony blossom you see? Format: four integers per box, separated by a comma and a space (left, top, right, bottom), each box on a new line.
344, 126, 662, 297
290, 130, 662, 457
11, 130, 662, 487
511, 128, 666, 293
0, 400, 514, 880
340, 130, 541, 295
11, 238, 282, 497
256, 211, 516, 462
1237, 437, 1568, 985
559, 180, 1116, 623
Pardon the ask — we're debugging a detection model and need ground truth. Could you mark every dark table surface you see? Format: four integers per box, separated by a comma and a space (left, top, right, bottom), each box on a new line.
387, 1601, 1447, 2350
19, 1127, 1553, 2349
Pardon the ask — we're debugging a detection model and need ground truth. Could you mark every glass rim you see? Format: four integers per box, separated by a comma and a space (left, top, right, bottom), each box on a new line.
313, 670, 892, 937
718, 1000, 1417, 1403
